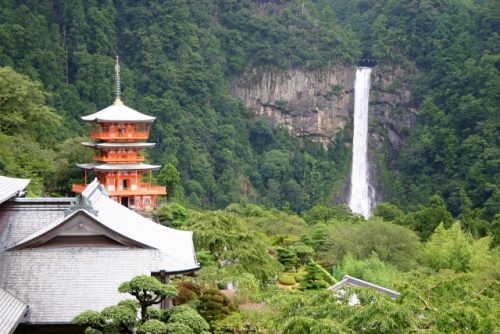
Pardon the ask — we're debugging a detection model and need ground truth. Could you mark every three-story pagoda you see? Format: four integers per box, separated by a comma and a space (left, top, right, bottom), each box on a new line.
72, 58, 166, 209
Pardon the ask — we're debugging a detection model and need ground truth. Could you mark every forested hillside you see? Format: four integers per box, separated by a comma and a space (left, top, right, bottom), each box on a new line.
331, 0, 499, 220
0, 0, 498, 222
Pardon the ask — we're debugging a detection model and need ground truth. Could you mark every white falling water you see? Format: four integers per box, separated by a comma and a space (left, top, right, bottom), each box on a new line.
349, 67, 374, 219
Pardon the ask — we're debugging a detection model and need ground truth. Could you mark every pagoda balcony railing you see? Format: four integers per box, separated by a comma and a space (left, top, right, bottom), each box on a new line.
72, 184, 86, 193
89, 131, 149, 140
93, 155, 145, 163
109, 184, 166, 196
72, 183, 166, 196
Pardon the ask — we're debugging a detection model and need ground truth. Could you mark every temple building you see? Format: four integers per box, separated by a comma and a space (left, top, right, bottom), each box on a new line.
72, 58, 166, 209
0, 176, 199, 333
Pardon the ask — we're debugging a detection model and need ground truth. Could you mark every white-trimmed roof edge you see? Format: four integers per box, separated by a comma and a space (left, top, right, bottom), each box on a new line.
328, 275, 400, 299
81, 101, 155, 123
0, 176, 30, 206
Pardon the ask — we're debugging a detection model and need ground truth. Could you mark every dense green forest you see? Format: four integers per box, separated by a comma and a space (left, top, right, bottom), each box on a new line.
1, 1, 499, 332
0, 0, 358, 211
0, 0, 498, 221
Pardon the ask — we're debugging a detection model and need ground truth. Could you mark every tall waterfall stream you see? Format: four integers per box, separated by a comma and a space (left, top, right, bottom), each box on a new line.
349, 67, 374, 218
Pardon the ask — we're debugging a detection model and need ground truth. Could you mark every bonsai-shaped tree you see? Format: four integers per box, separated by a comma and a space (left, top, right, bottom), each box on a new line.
74, 275, 210, 334
300, 261, 330, 290
197, 288, 234, 327
118, 275, 178, 322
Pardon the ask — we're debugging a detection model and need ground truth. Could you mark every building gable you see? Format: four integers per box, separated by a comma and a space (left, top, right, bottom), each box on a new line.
8, 210, 152, 250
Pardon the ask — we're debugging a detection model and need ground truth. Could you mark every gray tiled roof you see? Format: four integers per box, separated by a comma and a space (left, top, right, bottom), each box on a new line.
328, 275, 400, 299
1, 248, 166, 323
0, 179, 199, 324
0, 198, 71, 248
0, 288, 28, 334
0, 176, 30, 206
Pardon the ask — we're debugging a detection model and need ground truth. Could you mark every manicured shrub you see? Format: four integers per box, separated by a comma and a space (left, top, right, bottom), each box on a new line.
278, 274, 296, 285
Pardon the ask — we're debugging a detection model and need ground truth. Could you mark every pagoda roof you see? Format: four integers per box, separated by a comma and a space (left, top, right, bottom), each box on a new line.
81, 99, 155, 123
76, 162, 161, 171
82, 142, 156, 149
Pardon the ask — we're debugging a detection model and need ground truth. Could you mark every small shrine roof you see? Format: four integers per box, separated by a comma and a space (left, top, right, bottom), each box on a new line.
76, 162, 161, 171
328, 275, 400, 299
82, 142, 156, 149
81, 100, 155, 123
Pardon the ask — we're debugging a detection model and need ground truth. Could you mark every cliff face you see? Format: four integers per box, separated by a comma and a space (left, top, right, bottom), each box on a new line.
229, 64, 417, 150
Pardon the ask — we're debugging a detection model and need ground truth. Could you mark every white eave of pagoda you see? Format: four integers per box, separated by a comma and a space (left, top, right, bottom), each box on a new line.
82, 142, 156, 149
81, 99, 155, 123
76, 162, 161, 171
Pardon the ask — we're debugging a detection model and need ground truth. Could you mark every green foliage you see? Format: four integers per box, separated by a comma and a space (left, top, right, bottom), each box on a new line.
0, 66, 61, 143
72, 310, 105, 328
155, 202, 189, 228
197, 288, 233, 328
423, 223, 473, 272
310, 220, 421, 271
410, 195, 455, 240
212, 312, 264, 334
117, 299, 139, 313
302, 204, 361, 224
0, 66, 61, 195
183, 210, 282, 282
101, 305, 137, 332
300, 262, 330, 290
373, 202, 405, 222
73, 305, 137, 334
138, 320, 167, 334
158, 163, 181, 201
344, 290, 414, 334
275, 247, 299, 271
261, 263, 500, 333
118, 275, 178, 322
166, 305, 210, 334
165, 322, 193, 334
336, 253, 402, 288
278, 274, 296, 286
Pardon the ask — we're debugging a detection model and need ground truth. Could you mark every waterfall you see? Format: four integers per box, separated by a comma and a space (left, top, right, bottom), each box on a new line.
349, 67, 374, 218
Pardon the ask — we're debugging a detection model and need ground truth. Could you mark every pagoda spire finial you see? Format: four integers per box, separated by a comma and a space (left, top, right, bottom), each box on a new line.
114, 55, 122, 105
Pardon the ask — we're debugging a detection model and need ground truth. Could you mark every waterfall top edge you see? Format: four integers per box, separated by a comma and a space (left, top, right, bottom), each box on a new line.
357, 59, 377, 67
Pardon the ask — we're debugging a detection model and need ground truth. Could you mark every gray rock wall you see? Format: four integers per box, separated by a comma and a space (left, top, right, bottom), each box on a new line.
229, 64, 417, 150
